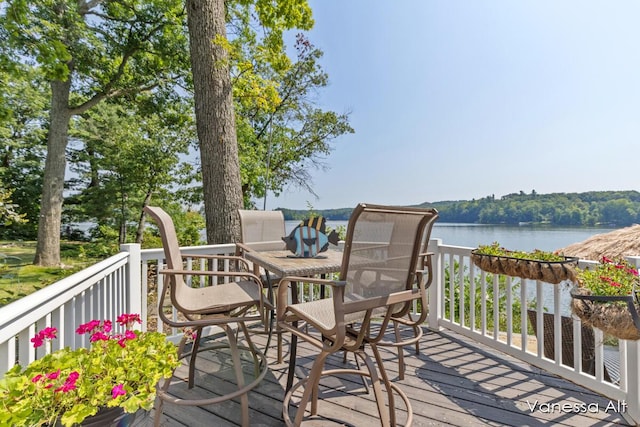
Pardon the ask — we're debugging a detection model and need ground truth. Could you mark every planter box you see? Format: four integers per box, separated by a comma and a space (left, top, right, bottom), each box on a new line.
471, 250, 578, 284
571, 287, 640, 341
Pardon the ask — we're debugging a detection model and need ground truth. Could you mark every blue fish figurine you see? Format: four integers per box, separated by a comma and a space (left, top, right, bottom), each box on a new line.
282, 216, 339, 257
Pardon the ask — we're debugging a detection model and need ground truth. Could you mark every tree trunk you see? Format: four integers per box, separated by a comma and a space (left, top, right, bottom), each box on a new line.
135, 191, 153, 244
186, 0, 243, 244
34, 79, 72, 266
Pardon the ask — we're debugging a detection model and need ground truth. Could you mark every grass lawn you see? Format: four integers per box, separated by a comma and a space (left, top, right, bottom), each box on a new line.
0, 241, 101, 307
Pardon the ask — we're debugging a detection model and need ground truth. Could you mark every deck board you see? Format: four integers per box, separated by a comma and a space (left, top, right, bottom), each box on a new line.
140, 326, 631, 426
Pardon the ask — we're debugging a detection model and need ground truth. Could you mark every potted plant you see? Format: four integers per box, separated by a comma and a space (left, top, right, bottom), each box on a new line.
471, 242, 578, 284
571, 257, 640, 340
0, 313, 180, 426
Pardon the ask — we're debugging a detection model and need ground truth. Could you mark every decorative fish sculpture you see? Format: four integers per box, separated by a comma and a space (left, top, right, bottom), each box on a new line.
282, 216, 339, 257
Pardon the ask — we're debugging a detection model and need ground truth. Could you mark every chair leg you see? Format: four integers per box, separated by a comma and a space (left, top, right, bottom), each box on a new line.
353, 348, 391, 427
370, 343, 395, 427
277, 320, 283, 364
294, 350, 330, 425
393, 322, 406, 380
188, 327, 203, 389
239, 320, 262, 378
223, 324, 250, 427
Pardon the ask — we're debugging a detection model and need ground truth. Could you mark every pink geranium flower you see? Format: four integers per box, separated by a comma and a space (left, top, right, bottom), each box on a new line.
4, 313, 179, 426
116, 314, 141, 328
76, 320, 101, 334
30, 335, 43, 348
30, 327, 58, 348
111, 383, 127, 399
46, 369, 61, 380
55, 372, 80, 393
89, 332, 110, 342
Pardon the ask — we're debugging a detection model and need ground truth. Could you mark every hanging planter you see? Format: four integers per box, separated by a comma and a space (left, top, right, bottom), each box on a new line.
570, 257, 640, 340
471, 244, 578, 284
571, 287, 640, 340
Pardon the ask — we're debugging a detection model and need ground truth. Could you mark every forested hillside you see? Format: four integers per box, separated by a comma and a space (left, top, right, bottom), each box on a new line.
279, 190, 640, 227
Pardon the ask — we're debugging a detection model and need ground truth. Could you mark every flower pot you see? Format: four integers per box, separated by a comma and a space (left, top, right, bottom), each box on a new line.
82, 407, 139, 427
570, 287, 640, 340
471, 250, 578, 284
52, 407, 140, 427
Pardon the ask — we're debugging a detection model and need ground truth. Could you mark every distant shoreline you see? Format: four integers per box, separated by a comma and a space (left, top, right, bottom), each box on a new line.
276, 190, 640, 228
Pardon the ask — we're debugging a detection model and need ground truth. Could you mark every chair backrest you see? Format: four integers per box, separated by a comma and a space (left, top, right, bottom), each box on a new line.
238, 209, 286, 251
144, 206, 191, 307
340, 203, 439, 302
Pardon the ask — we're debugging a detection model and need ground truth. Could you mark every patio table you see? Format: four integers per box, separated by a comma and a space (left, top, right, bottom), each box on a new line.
242, 248, 344, 390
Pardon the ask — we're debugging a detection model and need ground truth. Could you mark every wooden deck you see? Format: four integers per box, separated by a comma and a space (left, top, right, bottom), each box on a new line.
142, 326, 632, 426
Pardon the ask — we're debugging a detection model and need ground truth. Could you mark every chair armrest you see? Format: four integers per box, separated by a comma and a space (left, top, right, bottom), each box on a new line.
235, 242, 253, 255
159, 268, 265, 291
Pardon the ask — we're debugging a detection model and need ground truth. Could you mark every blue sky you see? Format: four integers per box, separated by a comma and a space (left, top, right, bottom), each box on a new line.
265, 1, 640, 210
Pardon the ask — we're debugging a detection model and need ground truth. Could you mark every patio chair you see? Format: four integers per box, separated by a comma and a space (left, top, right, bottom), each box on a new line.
236, 209, 287, 283
237, 209, 287, 251
277, 203, 439, 426
236, 208, 288, 362
144, 206, 272, 427
527, 310, 612, 382
379, 221, 437, 380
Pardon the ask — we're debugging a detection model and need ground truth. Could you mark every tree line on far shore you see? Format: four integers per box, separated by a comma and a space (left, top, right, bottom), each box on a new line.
279, 190, 640, 227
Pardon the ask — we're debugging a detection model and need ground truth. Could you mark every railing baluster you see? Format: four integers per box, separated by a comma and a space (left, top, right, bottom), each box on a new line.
480, 269, 487, 335
505, 276, 513, 346
520, 278, 528, 352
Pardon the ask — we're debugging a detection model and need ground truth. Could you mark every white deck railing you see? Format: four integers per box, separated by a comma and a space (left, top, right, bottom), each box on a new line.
0, 244, 141, 374
1, 240, 639, 423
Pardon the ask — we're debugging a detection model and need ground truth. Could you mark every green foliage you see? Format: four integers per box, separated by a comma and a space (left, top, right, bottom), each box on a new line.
66, 101, 195, 245
81, 226, 121, 258
0, 316, 180, 426
0, 64, 48, 239
280, 191, 640, 227
0, 242, 128, 306
142, 204, 205, 248
419, 190, 640, 226
228, 6, 353, 205
2, 0, 191, 264
279, 207, 353, 221
576, 257, 639, 297
444, 259, 524, 334
3, 0, 190, 97
475, 242, 566, 261
0, 187, 26, 226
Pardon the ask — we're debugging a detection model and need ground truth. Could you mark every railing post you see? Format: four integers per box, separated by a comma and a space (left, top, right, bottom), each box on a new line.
427, 238, 443, 331
623, 341, 640, 424
624, 256, 640, 424
121, 244, 142, 326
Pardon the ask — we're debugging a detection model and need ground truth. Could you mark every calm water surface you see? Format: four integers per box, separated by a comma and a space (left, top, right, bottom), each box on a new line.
295, 221, 617, 315
289, 221, 618, 252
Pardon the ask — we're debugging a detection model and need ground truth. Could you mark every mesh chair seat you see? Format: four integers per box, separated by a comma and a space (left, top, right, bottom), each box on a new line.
178, 280, 265, 314
286, 296, 374, 332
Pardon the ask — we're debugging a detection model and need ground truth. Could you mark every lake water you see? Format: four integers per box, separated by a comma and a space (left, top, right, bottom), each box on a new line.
188, 219, 619, 316
299, 221, 617, 316
290, 221, 618, 252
